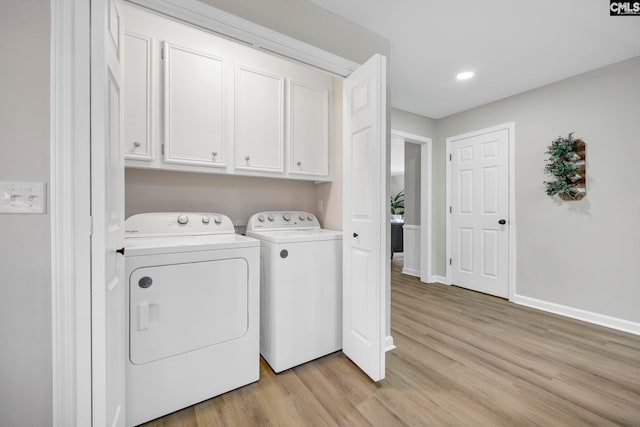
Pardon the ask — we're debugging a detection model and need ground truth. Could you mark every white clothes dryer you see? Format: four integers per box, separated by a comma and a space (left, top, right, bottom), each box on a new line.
246, 211, 342, 373
124, 212, 259, 426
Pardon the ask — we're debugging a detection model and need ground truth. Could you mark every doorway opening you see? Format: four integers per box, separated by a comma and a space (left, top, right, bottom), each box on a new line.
390, 130, 433, 283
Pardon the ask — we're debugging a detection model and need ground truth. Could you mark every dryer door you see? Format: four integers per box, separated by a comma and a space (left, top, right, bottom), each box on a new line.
129, 258, 249, 365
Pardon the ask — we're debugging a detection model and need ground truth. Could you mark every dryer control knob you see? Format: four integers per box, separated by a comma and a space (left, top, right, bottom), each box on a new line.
214, 216, 222, 224
202, 216, 210, 224
267, 214, 274, 222
307, 215, 313, 221
299, 215, 305, 221
177, 214, 189, 225
283, 214, 291, 221
258, 215, 265, 222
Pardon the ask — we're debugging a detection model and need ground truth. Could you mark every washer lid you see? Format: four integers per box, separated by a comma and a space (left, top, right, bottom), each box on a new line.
125, 233, 259, 256
246, 228, 342, 244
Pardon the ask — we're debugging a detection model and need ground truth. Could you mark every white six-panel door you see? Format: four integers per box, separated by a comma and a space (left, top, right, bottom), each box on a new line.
342, 54, 387, 382
91, 0, 126, 425
450, 127, 510, 298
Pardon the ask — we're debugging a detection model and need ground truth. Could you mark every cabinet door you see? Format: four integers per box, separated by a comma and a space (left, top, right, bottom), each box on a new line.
235, 66, 284, 173
288, 81, 329, 176
164, 42, 226, 167
124, 32, 153, 161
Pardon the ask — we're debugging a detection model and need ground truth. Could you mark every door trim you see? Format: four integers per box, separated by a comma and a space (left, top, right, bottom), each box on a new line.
390, 130, 433, 283
445, 122, 516, 300
50, 0, 93, 425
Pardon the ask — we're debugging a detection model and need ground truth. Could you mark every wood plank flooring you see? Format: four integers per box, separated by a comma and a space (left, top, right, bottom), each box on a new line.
141, 259, 640, 426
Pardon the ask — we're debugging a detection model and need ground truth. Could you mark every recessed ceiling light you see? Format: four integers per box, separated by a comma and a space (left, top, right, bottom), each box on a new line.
456, 71, 475, 81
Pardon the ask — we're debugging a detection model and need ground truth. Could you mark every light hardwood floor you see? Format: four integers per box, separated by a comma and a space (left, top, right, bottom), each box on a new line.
141, 259, 640, 426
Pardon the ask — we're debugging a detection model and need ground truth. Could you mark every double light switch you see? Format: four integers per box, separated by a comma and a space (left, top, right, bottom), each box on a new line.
0, 181, 47, 214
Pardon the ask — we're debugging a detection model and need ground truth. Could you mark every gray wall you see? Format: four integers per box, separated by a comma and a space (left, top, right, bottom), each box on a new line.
0, 1, 52, 426
390, 175, 404, 200
126, 169, 319, 224
434, 56, 640, 323
391, 108, 436, 226
392, 108, 436, 138
403, 143, 421, 225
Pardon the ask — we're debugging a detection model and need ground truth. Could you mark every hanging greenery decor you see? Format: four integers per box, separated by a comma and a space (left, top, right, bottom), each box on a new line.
544, 132, 586, 200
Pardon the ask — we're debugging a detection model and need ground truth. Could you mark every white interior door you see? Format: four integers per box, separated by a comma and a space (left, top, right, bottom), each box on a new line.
450, 128, 510, 298
91, 0, 126, 425
342, 54, 387, 382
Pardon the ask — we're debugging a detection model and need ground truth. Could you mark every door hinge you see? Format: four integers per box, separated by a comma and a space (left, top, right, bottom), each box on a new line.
449, 206, 452, 214
161, 144, 165, 155
449, 258, 452, 266
449, 153, 452, 161
161, 47, 164, 60
89, 216, 93, 236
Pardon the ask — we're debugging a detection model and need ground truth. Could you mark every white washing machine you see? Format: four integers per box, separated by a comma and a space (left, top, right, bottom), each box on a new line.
124, 212, 260, 426
246, 211, 342, 373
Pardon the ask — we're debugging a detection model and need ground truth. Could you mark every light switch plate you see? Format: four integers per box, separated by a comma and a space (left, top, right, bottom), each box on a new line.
0, 181, 47, 214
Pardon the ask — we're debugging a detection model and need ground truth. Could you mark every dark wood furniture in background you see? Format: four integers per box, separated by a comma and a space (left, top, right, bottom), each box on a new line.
391, 222, 404, 258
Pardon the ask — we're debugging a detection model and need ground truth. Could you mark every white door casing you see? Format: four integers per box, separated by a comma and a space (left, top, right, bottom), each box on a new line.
91, 0, 126, 425
447, 125, 512, 298
342, 54, 387, 382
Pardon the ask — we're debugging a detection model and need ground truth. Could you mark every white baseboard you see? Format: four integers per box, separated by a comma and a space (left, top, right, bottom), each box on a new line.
512, 294, 640, 336
430, 275, 448, 284
401, 267, 420, 277
384, 335, 396, 352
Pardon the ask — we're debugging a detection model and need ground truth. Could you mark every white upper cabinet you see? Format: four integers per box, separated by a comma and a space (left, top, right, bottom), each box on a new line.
124, 32, 153, 161
288, 81, 329, 177
123, 3, 334, 181
234, 66, 284, 174
163, 42, 226, 168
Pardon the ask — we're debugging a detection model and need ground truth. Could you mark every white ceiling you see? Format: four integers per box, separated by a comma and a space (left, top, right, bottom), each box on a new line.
308, 0, 640, 118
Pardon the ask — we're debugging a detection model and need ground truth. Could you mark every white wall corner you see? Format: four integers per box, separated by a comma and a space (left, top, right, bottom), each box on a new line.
431, 275, 449, 285
402, 268, 420, 277
385, 335, 396, 352
402, 224, 420, 277
513, 294, 640, 336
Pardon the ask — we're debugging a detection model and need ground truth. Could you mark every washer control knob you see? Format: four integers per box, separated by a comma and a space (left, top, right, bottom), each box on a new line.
283, 214, 291, 222
258, 215, 265, 222
214, 216, 222, 224
307, 215, 313, 221
177, 214, 189, 225
267, 214, 274, 222
202, 216, 210, 224
299, 215, 305, 221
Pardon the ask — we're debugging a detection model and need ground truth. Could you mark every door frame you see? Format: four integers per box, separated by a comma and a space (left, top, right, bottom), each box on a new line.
445, 122, 516, 300
51, 0, 93, 425
390, 130, 434, 283
51, 0, 379, 424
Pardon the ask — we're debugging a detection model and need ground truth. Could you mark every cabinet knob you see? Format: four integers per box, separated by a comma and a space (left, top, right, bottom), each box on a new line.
245, 155, 250, 162
132, 141, 141, 148
296, 161, 302, 167
212, 151, 218, 158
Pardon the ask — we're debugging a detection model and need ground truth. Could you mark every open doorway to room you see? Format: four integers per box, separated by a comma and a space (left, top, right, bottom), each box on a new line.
390, 130, 433, 283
